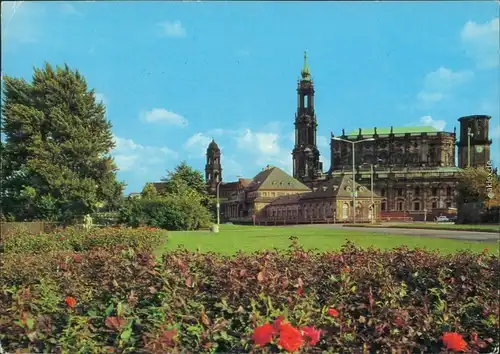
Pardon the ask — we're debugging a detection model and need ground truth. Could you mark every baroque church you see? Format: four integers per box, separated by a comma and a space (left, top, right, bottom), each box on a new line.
205, 52, 494, 223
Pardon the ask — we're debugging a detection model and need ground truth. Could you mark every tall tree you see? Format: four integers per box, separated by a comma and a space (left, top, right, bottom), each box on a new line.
1, 63, 124, 222
160, 161, 213, 206
161, 161, 207, 195
456, 167, 500, 208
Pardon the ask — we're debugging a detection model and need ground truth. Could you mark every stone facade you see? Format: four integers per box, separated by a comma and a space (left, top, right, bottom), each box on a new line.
264, 174, 382, 224
204, 53, 495, 223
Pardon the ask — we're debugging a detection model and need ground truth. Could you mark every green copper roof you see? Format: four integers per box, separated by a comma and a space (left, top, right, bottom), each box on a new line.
246, 165, 310, 192
346, 126, 441, 136
301, 51, 311, 81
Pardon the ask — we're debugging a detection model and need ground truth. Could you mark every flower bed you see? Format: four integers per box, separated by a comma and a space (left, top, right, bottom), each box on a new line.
0, 234, 498, 353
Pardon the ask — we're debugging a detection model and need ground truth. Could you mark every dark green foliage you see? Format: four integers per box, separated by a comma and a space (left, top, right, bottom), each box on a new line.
161, 161, 208, 196
119, 162, 213, 231
1, 234, 498, 353
1, 63, 124, 223
119, 194, 213, 231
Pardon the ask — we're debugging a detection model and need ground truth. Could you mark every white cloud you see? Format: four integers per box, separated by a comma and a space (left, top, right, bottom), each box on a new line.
235, 128, 292, 174
461, 18, 499, 69
95, 93, 108, 105
112, 135, 178, 172
141, 108, 188, 126
419, 115, 446, 131
237, 129, 280, 155
158, 20, 186, 38
184, 133, 212, 158
417, 67, 473, 107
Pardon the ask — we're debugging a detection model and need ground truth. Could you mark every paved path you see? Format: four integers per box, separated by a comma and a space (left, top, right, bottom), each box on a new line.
291, 224, 499, 242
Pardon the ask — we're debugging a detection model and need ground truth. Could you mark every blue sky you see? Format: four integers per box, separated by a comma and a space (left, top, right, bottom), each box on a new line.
2, 1, 499, 194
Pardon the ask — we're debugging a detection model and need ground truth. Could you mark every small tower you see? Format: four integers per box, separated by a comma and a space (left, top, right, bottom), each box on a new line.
292, 51, 322, 183
457, 115, 492, 168
205, 139, 222, 194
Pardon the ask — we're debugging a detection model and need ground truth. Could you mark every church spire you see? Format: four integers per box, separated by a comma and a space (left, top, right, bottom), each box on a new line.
301, 51, 311, 81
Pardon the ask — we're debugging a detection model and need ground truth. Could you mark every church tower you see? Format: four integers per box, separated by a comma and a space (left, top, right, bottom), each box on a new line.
457, 115, 492, 169
292, 51, 323, 184
205, 139, 222, 194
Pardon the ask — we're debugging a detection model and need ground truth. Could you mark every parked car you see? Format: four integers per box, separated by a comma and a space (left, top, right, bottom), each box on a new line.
435, 216, 449, 222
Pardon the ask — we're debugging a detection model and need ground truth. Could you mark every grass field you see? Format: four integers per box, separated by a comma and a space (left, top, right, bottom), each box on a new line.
157, 225, 498, 256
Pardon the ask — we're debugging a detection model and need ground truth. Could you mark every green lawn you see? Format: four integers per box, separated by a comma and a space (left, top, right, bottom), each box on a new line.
156, 225, 498, 256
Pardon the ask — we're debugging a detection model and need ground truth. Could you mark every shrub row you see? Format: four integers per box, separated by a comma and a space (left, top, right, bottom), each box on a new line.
2, 225, 164, 254
1, 236, 498, 353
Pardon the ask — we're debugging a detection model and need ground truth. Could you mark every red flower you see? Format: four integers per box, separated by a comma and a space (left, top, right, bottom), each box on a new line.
442, 332, 468, 352
252, 323, 275, 346
327, 308, 339, 317
65, 296, 77, 308
300, 326, 321, 345
279, 323, 304, 352
59, 237, 65, 241
343, 266, 350, 273
296, 287, 304, 296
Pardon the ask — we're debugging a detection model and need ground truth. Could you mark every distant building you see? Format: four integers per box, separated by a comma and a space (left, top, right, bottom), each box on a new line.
205, 52, 494, 223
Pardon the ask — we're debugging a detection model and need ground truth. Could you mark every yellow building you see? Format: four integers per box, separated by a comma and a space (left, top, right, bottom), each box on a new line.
223, 165, 310, 222
264, 174, 382, 224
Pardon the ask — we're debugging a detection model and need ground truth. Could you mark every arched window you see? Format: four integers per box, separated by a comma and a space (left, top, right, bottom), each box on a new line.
342, 203, 349, 220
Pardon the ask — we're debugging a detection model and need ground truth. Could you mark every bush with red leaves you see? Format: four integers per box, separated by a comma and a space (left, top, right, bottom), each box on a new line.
0, 236, 498, 353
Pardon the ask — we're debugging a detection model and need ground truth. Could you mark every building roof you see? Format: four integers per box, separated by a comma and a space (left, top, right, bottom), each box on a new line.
207, 139, 219, 151
152, 182, 168, 194
304, 174, 380, 200
345, 126, 441, 136
239, 178, 253, 187
267, 174, 380, 205
245, 165, 310, 192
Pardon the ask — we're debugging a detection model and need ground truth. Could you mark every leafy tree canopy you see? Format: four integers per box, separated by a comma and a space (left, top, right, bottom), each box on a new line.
161, 161, 207, 195
456, 167, 500, 208
1, 63, 124, 222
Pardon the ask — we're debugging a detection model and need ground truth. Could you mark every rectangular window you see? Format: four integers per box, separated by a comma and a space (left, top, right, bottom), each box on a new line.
432, 202, 437, 209
414, 202, 420, 211
397, 188, 403, 196
381, 188, 386, 197
446, 202, 452, 208
415, 187, 420, 196
381, 202, 386, 211
304, 95, 309, 108
397, 202, 403, 211
432, 188, 438, 196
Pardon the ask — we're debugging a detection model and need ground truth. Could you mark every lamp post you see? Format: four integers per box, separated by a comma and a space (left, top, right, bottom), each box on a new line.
332, 137, 375, 224
467, 127, 473, 168
216, 180, 223, 225
362, 158, 382, 223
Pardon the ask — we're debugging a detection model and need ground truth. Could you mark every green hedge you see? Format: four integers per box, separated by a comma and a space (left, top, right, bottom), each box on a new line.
0, 233, 498, 353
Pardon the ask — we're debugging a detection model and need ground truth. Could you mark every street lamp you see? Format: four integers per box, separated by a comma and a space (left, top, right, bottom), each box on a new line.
216, 180, 223, 225
332, 137, 375, 224
362, 158, 383, 223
